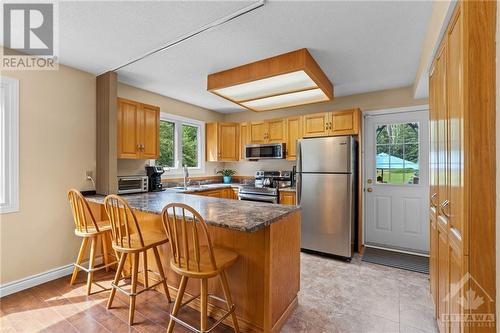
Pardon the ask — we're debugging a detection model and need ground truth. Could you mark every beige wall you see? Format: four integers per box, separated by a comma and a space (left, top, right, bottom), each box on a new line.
223, 85, 427, 123
0, 65, 96, 284
117, 83, 224, 178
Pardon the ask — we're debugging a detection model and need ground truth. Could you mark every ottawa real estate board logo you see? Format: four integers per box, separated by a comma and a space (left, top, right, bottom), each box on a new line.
2, 2, 58, 70
442, 273, 495, 329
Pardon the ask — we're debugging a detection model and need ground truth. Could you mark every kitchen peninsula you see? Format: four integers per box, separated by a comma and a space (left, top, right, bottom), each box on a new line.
86, 190, 301, 333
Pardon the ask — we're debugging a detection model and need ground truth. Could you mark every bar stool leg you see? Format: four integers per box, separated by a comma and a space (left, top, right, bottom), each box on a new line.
220, 270, 240, 333
86, 236, 97, 295
167, 275, 188, 333
70, 237, 88, 285
129, 252, 139, 325
101, 233, 110, 272
142, 250, 149, 288
152, 246, 171, 302
107, 252, 127, 309
200, 278, 208, 332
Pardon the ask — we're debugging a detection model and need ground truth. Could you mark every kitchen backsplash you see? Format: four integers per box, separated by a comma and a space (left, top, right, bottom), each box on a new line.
224, 160, 296, 176
117, 159, 225, 178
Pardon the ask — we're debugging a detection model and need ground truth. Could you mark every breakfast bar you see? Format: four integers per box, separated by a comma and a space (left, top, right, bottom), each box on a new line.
86, 191, 301, 333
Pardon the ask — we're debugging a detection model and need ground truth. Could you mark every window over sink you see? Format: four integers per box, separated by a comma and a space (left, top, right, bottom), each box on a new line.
156, 113, 204, 174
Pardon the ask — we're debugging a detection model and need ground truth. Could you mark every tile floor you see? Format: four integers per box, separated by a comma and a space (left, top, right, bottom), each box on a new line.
0, 253, 438, 333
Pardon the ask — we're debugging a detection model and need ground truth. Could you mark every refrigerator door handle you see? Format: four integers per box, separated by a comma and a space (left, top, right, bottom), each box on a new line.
296, 173, 302, 205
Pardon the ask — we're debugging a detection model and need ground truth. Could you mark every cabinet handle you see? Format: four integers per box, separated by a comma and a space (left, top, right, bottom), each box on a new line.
440, 199, 450, 218
137, 144, 141, 152
430, 193, 438, 207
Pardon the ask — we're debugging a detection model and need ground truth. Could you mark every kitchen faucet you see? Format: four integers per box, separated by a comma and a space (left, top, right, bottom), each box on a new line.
183, 165, 190, 189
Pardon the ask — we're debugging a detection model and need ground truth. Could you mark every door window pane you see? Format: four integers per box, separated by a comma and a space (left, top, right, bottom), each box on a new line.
157, 120, 175, 167
182, 124, 199, 167
375, 122, 420, 185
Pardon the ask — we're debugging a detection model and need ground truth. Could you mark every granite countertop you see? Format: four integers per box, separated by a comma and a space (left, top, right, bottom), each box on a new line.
164, 183, 241, 193
279, 187, 296, 192
86, 191, 300, 233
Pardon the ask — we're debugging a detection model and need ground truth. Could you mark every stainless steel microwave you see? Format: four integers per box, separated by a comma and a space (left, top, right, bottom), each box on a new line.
117, 176, 148, 194
244, 143, 285, 160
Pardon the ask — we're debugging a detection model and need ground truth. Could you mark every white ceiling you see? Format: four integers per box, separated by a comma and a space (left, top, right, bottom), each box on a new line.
57, 1, 433, 113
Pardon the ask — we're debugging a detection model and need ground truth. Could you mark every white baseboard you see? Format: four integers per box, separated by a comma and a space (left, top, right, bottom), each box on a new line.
0, 257, 105, 298
0, 264, 74, 298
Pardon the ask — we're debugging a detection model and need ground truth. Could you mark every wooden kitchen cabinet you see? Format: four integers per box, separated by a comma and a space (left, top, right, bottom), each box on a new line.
330, 109, 360, 136
239, 122, 250, 159
302, 112, 330, 137
428, 2, 496, 331
117, 98, 159, 159
205, 122, 239, 162
249, 118, 285, 144
189, 187, 234, 199
279, 191, 296, 205
285, 116, 302, 160
303, 109, 360, 138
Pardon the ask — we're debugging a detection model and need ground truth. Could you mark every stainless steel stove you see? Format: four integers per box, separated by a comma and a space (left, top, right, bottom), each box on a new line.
238, 170, 292, 204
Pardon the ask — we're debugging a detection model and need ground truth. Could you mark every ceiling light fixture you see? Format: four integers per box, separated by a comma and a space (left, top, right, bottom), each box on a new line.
207, 48, 333, 112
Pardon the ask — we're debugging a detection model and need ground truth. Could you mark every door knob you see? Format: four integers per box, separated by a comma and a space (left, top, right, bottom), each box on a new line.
367, 188, 373, 192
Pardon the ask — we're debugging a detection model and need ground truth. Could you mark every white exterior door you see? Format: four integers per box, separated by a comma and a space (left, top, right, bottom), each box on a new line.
364, 109, 429, 254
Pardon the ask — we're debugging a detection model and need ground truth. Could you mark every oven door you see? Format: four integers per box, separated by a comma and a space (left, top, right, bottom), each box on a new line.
238, 193, 278, 204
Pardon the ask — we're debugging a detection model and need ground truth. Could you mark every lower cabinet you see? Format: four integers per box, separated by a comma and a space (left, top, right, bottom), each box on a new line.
279, 191, 296, 205
188, 187, 235, 199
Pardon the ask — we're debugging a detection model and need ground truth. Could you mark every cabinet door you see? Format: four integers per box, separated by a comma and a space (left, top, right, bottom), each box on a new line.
206, 123, 219, 162
430, 208, 439, 314
279, 192, 296, 205
240, 122, 249, 159
446, 7, 465, 254
331, 109, 359, 135
285, 116, 302, 160
249, 121, 268, 143
117, 98, 141, 159
267, 118, 286, 143
448, 233, 467, 333
302, 112, 330, 137
218, 123, 238, 161
140, 104, 160, 159
437, 217, 450, 333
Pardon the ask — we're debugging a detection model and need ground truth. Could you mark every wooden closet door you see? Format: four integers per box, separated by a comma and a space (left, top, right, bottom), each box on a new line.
446, 4, 465, 255
140, 104, 160, 159
117, 98, 141, 159
428, 64, 439, 312
435, 41, 450, 333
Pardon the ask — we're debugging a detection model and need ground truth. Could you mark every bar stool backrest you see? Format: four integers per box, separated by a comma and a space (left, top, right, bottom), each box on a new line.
161, 203, 217, 272
104, 195, 145, 249
68, 189, 99, 234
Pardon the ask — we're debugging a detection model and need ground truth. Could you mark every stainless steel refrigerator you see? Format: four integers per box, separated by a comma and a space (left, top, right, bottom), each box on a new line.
296, 136, 356, 259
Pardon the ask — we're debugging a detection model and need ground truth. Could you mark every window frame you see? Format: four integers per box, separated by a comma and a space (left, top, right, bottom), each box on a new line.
156, 112, 205, 176
0, 76, 20, 214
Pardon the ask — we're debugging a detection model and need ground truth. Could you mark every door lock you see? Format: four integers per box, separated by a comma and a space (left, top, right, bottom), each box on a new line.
367, 178, 373, 184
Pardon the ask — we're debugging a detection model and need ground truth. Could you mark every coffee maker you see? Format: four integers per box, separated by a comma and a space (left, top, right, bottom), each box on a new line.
145, 166, 165, 192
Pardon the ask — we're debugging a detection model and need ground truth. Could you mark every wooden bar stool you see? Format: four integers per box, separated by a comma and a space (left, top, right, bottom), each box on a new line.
67, 189, 117, 295
104, 195, 172, 325
161, 203, 240, 333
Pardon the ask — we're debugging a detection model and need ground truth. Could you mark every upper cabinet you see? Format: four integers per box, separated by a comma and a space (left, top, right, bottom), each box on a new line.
302, 112, 330, 137
303, 109, 359, 138
117, 98, 159, 159
239, 122, 250, 159
206, 122, 239, 162
285, 116, 302, 160
249, 118, 286, 144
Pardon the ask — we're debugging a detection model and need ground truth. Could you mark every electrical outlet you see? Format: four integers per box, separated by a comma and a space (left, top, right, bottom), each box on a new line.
85, 170, 93, 179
